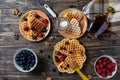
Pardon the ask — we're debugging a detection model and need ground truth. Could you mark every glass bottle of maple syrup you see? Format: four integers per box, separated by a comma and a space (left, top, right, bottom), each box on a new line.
87, 6, 115, 39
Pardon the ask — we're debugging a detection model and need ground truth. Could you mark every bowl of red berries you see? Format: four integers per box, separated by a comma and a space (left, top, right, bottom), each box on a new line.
13, 48, 38, 72
94, 55, 117, 79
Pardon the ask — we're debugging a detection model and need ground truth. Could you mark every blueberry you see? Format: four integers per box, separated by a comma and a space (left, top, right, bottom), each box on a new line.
22, 50, 26, 54
16, 61, 20, 65
32, 35, 37, 40
15, 57, 19, 61
22, 67, 26, 70
55, 56, 59, 62
20, 54, 24, 57
19, 64, 24, 67
31, 26, 35, 31
56, 51, 61, 55
31, 56, 35, 60
25, 50, 29, 54
32, 60, 35, 63
28, 59, 31, 63
28, 56, 31, 59
23, 17, 27, 21
42, 28, 47, 32
26, 67, 30, 70
29, 64, 34, 67
34, 13, 40, 18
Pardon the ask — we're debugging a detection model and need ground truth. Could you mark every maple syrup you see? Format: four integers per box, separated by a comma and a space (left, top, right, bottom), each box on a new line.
88, 6, 115, 38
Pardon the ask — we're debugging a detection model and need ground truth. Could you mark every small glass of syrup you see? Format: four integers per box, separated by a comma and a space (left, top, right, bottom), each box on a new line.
87, 6, 115, 39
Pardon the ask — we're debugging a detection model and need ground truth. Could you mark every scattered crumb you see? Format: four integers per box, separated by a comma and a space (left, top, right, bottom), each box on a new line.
11, 9, 19, 15
41, 72, 47, 76
46, 77, 52, 80
49, 36, 54, 41
44, 41, 50, 46
87, 74, 92, 80
11, 9, 22, 17
13, 34, 19, 40
17, 12, 22, 17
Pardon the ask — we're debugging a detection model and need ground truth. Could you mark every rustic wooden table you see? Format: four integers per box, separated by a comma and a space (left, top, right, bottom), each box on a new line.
0, 0, 120, 80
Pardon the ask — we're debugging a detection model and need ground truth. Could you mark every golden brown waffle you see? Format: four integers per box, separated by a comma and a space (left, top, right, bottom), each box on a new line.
19, 10, 50, 41
66, 12, 83, 22
28, 18, 47, 35
53, 38, 86, 74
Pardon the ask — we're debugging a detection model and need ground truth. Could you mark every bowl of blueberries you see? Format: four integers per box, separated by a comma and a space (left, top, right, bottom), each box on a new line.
13, 48, 38, 72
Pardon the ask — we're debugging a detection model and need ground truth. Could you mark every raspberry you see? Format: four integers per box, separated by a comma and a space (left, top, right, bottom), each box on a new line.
107, 64, 112, 69
111, 67, 115, 72
43, 19, 48, 24
24, 26, 29, 31
103, 62, 107, 66
37, 32, 44, 37
102, 69, 106, 73
111, 62, 116, 67
59, 56, 65, 62
103, 57, 108, 61
96, 64, 100, 69
101, 73, 107, 78
107, 59, 112, 64
96, 69, 102, 74
100, 64, 104, 68
107, 72, 112, 76
98, 59, 102, 64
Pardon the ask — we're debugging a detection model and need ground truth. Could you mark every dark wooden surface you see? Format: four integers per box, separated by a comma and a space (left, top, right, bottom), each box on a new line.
0, 0, 120, 80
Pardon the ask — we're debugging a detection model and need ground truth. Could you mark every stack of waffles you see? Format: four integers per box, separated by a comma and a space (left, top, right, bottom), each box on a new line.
19, 10, 50, 41
53, 38, 86, 73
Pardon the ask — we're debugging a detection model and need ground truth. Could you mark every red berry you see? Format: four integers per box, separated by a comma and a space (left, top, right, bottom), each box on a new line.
96, 65, 100, 69
107, 59, 112, 64
100, 64, 104, 68
98, 59, 103, 64
111, 62, 116, 67
37, 32, 44, 37
106, 69, 110, 73
107, 64, 112, 69
107, 72, 112, 76
101, 73, 107, 78
103, 62, 107, 66
96, 69, 102, 74
24, 26, 29, 31
111, 67, 115, 72
103, 57, 108, 61
43, 19, 48, 24
102, 69, 106, 73
59, 56, 65, 62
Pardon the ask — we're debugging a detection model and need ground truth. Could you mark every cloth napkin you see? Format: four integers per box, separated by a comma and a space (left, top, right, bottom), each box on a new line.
82, 0, 120, 23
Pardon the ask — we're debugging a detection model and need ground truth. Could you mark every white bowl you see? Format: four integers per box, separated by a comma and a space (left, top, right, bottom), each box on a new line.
94, 55, 117, 79
13, 48, 38, 72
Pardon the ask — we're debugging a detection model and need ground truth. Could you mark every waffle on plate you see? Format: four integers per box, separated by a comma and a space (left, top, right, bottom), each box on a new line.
19, 10, 50, 41
58, 8, 87, 39
53, 38, 86, 74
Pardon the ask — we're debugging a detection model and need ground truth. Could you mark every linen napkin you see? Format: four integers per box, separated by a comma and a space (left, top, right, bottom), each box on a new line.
82, 0, 120, 23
